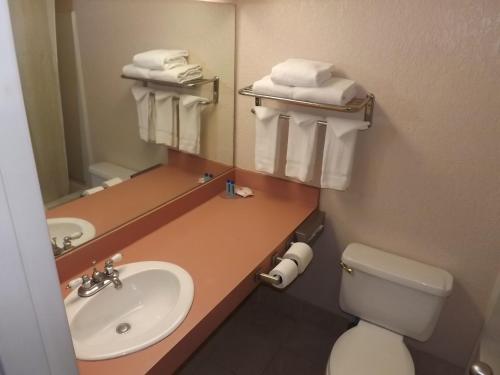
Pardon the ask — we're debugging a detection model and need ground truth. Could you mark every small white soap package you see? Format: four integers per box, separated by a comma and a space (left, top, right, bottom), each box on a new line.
235, 186, 254, 198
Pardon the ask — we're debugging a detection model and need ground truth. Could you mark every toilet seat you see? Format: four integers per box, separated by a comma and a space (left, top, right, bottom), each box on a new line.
326, 320, 414, 375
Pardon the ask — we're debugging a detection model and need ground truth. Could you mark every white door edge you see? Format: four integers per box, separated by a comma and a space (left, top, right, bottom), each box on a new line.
0, 0, 78, 374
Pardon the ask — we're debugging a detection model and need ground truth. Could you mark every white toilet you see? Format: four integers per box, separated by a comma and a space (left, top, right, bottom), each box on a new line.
88, 162, 137, 187
327, 243, 453, 375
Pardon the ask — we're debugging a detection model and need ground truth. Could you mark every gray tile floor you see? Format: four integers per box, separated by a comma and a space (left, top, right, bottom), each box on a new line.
176, 286, 464, 375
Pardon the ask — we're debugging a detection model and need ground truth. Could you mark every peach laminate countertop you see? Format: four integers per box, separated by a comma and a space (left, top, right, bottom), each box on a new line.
60, 179, 318, 374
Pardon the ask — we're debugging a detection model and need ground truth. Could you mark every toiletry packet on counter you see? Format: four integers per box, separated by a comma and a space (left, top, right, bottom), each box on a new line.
236, 186, 254, 198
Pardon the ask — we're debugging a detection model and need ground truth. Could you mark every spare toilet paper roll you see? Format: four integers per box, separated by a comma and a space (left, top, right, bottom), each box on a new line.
103, 177, 123, 188
81, 186, 104, 196
283, 242, 313, 274
269, 258, 299, 289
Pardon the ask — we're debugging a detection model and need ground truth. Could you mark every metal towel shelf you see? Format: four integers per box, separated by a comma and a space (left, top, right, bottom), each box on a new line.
121, 74, 219, 104
238, 85, 375, 125
249, 109, 371, 130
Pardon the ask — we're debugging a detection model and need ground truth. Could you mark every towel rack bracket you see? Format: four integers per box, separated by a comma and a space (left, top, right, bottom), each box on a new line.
364, 93, 375, 125
213, 76, 220, 104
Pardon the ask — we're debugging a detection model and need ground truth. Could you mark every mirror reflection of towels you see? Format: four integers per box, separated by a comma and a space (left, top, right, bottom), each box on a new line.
178, 95, 208, 155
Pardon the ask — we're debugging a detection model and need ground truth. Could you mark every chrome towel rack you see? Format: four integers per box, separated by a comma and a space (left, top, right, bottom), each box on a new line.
238, 85, 375, 126
249, 108, 370, 130
122, 74, 219, 104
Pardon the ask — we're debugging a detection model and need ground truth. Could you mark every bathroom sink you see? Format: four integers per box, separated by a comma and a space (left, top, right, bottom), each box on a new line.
47, 217, 96, 248
64, 261, 194, 360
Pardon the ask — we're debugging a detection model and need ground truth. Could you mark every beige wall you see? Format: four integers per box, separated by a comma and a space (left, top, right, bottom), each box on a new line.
234, 0, 500, 368
74, 0, 235, 171
8, 0, 70, 203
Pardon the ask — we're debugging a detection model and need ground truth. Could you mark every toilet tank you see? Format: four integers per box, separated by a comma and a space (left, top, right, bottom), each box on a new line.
339, 243, 453, 342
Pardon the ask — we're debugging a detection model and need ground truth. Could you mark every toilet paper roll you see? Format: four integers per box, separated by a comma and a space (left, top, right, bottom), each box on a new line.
269, 258, 299, 289
103, 177, 123, 188
283, 242, 313, 274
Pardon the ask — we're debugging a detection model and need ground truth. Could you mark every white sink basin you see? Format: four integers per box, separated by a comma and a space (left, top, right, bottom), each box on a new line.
64, 261, 194, 360
47, 217, 96, 248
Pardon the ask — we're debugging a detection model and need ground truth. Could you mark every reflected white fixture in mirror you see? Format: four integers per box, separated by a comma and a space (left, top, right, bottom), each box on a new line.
47, 217, 96, 256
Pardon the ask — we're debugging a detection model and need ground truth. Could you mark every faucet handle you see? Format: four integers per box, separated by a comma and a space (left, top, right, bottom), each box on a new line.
66, 275, 91, 290
66, 277, 83, 289
104, 253, 123, 275
105, 253, 123, 267
68, 231, 83, 240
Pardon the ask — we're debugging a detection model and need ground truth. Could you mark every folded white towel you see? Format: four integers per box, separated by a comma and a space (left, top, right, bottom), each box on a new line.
252, 75, 358, 106
133, 49, 189, 70
271, 58, 334, 87
293, 77, 358, 106
161, 57, 188, 70
285, 112, 320, 182
252, 75, 294, 98
149, 64, 202, 84
254, 107, 281, 174
153, 90, 177, 147
122, 64, 150, 79
178, 95, 207, 154
321, 117, 369, 190
131, 86, 153, 142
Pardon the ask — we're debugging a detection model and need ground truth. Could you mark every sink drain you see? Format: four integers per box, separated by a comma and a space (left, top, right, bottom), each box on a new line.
116, 323, 131, 334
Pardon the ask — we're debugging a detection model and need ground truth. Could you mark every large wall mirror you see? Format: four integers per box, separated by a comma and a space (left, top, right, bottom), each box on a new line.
8, 0, 235, 256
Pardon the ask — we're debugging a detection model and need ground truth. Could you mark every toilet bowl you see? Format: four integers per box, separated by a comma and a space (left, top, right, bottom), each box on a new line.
88, 162, 137, 187
326, 243, 453, 375
326, 321, 414, 374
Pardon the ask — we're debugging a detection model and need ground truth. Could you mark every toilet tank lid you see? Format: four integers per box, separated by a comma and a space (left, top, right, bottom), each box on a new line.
342, 243, 453, 297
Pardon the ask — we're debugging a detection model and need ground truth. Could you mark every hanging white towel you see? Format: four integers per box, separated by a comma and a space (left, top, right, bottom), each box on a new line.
178, 95, 207, 154
133, 49, 189, 70
153, 90, 177, 147
321, 117, 369, 190
271, 58, 334, 87
131, 86, 153, 142
292, 77, 358, 106
122, 64, 151, 79
149, 64, 202, 84
254, 106, 281, 174
285, 112, 320, 182
252, 75, 294, 99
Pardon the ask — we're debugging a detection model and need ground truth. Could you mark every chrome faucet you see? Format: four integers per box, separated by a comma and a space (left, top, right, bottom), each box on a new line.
67, 253, 123, 297
470, 362, 493, 375
51, 231, 83, 256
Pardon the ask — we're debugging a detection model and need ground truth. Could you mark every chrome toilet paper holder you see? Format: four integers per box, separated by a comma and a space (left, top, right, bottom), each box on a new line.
258, 272, 282, 286
257, 210, 324, 286
257, 255, 289, 286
